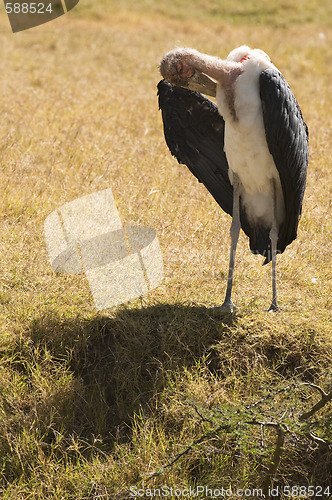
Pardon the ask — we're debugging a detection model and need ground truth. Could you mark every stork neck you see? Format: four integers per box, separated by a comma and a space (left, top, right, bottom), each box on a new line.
185, 50, 243, 84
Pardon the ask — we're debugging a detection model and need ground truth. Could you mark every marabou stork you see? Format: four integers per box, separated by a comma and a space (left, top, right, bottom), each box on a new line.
158, 45, 309, 312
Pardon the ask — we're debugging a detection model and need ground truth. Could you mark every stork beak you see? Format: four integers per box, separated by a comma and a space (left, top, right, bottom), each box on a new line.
181, 70, 217, 97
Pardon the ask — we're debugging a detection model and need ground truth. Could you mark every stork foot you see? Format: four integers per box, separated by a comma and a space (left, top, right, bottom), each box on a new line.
215, 299, 238, 314
268, 300, 280, 312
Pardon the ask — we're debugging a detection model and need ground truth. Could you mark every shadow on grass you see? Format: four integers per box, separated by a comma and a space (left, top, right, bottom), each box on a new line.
26, 303, 236, 446
2, 302, 329, 489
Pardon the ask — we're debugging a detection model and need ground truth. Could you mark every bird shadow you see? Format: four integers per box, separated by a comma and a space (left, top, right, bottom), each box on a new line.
26, 303, 237, 451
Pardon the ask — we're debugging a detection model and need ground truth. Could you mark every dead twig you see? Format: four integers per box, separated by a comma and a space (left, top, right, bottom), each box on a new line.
299, 389, 332, 421
145, 422, 231, 478
262, 425, 285, 498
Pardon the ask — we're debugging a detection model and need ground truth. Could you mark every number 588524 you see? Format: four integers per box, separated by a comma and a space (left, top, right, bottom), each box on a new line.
5, 3, 53, 14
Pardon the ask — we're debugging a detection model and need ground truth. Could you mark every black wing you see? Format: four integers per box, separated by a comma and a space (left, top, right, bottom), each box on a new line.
157, 79, 273, 258
157, 79, 234, 218
260, 68, 309, 255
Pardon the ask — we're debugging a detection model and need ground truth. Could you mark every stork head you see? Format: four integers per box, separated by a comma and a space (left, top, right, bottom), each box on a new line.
160, 48, 217, 97
160, 48, 196, 86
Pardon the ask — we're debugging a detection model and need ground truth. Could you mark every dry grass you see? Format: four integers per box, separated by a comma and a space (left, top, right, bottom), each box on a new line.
0, 1, 331, 498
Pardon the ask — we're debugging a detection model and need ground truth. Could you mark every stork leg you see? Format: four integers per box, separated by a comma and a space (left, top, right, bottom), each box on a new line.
269, 179, 279, 312
220, 172, 241, 313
